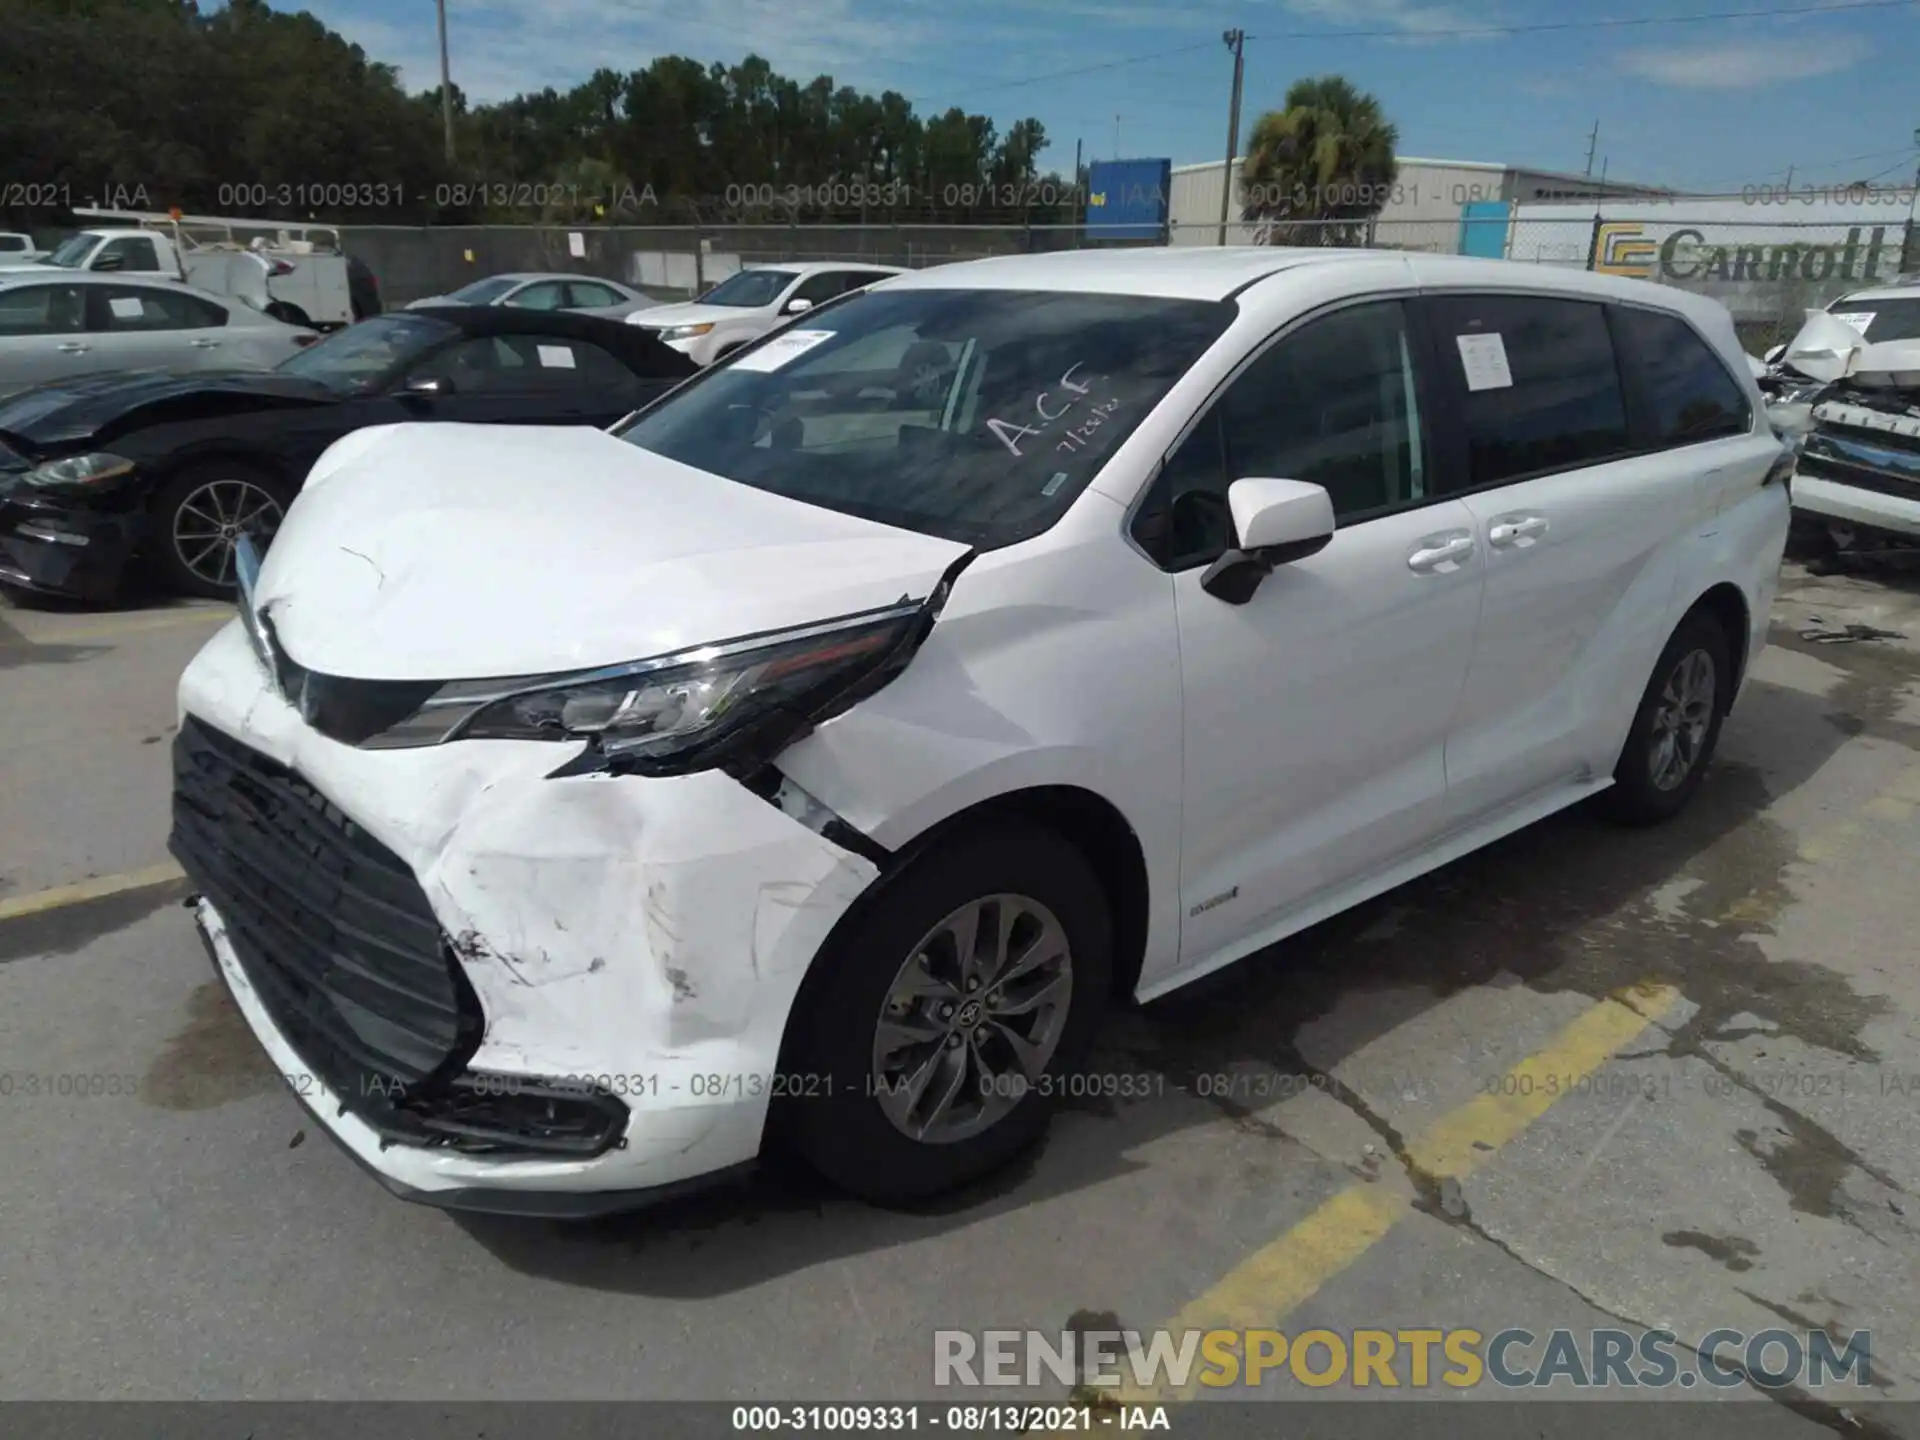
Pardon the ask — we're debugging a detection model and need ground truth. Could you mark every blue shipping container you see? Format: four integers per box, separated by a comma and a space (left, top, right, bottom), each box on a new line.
1087, 159, 1171, 241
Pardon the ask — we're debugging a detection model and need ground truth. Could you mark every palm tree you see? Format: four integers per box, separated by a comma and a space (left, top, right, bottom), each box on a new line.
1239, 76, 1398, 246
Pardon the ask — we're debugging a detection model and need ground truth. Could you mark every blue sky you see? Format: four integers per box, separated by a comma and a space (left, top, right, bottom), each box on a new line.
283, 0, 1920, 193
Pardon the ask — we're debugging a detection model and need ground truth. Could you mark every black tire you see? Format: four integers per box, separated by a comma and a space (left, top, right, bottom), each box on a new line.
778, 823, 1112, 1203
148, 461, 295, 599
264, 300, 313, 329
1601, 609, 1734, 826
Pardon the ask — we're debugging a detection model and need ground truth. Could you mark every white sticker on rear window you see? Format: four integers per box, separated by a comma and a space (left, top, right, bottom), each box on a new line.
536, 344, 577, 369
108, 296, 145, 319
730, 329, 835, 372
1831, 311, 1876, 336
1456, 332, 1514, 391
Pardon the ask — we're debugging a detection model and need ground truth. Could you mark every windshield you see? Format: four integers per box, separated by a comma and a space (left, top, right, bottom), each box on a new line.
43, 234, 95, 268
696, 269, 798, 308
276, 313, 458, 394
445, 276, 521, 304
615, 287, 1234, 549
1833, 297, 1920, 343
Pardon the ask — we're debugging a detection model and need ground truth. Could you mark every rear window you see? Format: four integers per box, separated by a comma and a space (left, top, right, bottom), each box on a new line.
1428, 294, 1632, 486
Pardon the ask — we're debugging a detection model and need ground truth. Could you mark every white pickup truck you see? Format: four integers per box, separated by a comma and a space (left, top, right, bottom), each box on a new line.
0, 214, 370, 330
0, 233, 46, 263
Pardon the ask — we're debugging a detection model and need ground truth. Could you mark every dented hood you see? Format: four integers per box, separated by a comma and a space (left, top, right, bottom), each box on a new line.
1782, 309, 1920, 387
256, 422, 971, 680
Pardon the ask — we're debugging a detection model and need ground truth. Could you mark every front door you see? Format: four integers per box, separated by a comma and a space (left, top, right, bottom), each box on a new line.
1129, 298, 1487, 970
0, 282, 91, 393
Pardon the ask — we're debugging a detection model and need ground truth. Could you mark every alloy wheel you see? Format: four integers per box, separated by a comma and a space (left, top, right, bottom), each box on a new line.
172, 479, 284, 588
870, 894, 1074, 1145
1648, 647, 1716, 792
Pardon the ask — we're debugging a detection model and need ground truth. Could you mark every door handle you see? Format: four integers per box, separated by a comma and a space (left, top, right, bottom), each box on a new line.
1488, 514, 1549, 548
56, 342, 90, 354
1407, 532, 1476, 574
189, 338, 220, 349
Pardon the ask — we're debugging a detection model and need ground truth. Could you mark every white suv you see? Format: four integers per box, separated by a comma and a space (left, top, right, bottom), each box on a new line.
172, 248, 1791, 1215
627, 261, 905, 366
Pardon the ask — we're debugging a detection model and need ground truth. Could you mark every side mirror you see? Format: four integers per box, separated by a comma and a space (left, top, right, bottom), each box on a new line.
784, 296, 814, 315
404, 375, 456, 396
1200, 477, 1336, 605
91, 254, 124, 272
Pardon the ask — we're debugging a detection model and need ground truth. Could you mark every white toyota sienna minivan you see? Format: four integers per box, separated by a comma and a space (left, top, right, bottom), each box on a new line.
171, 248, 1793, 1215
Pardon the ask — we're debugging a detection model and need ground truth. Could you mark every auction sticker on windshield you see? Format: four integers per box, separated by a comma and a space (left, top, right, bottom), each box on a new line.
1831, 312, 1876, 336
732, 329, 837, 373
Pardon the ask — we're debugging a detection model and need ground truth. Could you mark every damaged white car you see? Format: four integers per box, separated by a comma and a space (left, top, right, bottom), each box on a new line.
170, 249, 1790, 1215
1770, 285, 1920, 550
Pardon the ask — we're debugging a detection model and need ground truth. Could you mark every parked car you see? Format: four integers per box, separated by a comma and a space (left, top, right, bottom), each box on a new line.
0, 232, 45, 263
1768, 283, 1920, 555
0, 272, 317, 398
628, 261, 906, 365
2, 216, 364, 330
408, 272, 659, 320
168, 248, 1789, 1216
0, 306, 693, 601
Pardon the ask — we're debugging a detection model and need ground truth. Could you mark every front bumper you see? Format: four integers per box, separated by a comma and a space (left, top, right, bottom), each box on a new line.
172, 618, 882, 1212
1793, 406, 1920, 540
1791, 472, 1920, 539
0, 480, 144, 600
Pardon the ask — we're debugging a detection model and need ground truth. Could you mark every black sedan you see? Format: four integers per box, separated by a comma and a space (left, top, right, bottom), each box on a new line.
0, 306, 694, 600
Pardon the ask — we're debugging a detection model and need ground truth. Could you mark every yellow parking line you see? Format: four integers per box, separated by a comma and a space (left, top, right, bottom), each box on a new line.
0, 862, 187, 923
1118, 980, 1682, 1404
0, 608, 226, 651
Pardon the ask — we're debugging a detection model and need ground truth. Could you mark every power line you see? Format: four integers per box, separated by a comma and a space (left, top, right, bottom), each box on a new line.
1719, 145, 1920, 189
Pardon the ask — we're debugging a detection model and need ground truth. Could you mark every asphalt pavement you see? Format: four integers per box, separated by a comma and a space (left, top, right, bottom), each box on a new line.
2, 565, 1919, 1436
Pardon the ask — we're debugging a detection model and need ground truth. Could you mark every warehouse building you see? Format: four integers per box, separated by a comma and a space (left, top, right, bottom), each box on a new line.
1165, 155, 1668, 252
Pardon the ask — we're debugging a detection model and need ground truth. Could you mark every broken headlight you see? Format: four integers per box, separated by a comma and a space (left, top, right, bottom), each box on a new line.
407, 604, 927, 775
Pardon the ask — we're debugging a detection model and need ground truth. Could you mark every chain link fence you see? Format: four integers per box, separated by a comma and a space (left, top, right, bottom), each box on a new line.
337, 212, 1918, 354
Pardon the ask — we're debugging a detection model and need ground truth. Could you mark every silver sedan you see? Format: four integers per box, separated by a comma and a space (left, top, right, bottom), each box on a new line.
0, 274, 317, 397
406, 272, 662, 320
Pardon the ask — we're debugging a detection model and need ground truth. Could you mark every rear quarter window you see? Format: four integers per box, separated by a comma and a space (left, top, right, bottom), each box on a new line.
1611, 305, 1750, 446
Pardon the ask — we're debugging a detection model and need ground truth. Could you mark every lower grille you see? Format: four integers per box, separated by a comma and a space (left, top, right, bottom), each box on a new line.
169, 715, 482, 1117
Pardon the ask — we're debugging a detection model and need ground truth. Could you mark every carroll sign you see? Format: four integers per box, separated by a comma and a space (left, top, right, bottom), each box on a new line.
1594, 222, 1913, 285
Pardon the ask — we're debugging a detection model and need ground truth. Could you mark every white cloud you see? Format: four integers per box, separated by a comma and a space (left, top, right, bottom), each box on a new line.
1618, 34, 1868, 88
1277, 0, 1500, 39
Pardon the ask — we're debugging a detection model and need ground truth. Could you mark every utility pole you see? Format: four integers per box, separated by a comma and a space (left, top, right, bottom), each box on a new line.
437, 0, 456, 164
1113, 115, 1122, 158
1583, 120, 1599, 179
1073, 137, 1084, 245
1218, 28, 1247, 245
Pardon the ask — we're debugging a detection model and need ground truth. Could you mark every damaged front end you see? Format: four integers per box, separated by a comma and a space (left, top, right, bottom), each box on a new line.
169, 528, 973, 1214
1770, 310, 1920, 561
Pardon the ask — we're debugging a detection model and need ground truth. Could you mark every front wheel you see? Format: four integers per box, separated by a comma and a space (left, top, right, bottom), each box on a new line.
149, 463, 293, 598
778, 824, 1112, 1203
1602, 610, 1733, 825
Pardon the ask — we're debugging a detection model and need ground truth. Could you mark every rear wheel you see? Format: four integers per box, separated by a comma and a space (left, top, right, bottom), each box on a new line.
1601, 610, 1733, 825
150, 462, 293, 598
779, 824, 1111, 1203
